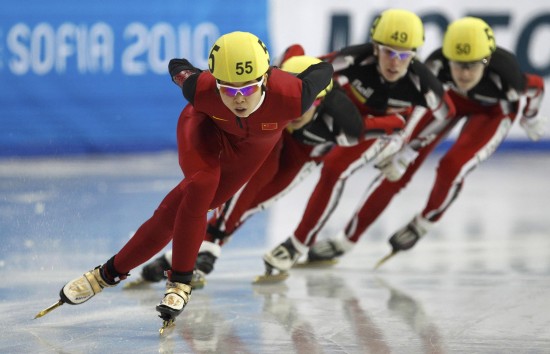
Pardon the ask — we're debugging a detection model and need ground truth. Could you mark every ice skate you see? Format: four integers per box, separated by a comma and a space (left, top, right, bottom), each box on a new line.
294, 259, 338, 268
389, 215, 431, 251
253, 262, 290, 284
186, 255, 212, 290
188, 241, 221, 289
374, 215, 433, 270
35, 265, 119, 319
34, 300, 64, 319
253, 237, 303, 284
190, 270, 207, 289
121, 277, 150, 290
156, 281, 192, 335
295, 239, 341, 268
195, 242, 219, 276
373, 250, 399, 270
123, 253, 171, 290
296, 232, 354, 268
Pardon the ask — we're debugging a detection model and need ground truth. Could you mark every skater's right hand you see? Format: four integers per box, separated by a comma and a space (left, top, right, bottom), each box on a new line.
373, 133, 405, 165
520, 114, 548, 141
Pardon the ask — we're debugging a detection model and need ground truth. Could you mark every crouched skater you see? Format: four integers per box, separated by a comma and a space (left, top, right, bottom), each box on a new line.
35, 31, 333, 333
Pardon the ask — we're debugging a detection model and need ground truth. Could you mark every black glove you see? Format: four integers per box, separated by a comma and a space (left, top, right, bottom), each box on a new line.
168, 58, 200, 77
168, 58, 202, 87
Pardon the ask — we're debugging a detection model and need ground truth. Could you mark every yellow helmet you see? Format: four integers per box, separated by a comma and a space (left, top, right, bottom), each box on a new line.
442, 17, 496, 62
208, 31, 270, 83
281, 55, 333, 98
371, 9, 424, 49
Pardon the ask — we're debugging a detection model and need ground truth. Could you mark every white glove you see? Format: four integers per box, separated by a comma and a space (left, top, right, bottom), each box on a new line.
374, 133, 405, 164
375, 145, 419, 181
520, 114, 548, 141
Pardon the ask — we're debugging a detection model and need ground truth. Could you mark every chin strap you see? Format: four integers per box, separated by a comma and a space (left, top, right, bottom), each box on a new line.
246, 91, 266, 117
235, 91, 265, 127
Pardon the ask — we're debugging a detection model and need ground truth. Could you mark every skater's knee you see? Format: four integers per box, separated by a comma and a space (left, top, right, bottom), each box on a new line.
438, 149, 468, 168
436, 155, 464, 178
318, 167, 345, 184
379, 171, 411, 193
179, 174, 219, 214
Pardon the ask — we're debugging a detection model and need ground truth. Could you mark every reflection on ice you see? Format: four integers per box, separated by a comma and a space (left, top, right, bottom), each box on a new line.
1, 152, 550, 353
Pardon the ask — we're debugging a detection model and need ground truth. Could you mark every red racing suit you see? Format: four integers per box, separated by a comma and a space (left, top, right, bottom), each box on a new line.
292, 43, 455, 247
111, 62, 333, 280
203, 83, 405, 244
340, 46, 545, 244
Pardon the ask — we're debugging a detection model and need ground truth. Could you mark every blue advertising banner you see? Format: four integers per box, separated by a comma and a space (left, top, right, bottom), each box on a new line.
0, 1, 269, 156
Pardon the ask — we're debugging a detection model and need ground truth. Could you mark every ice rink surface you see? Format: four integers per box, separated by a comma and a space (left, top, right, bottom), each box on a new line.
1, 150, 550, 354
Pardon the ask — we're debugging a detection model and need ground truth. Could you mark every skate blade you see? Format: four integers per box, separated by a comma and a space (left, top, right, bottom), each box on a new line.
159, 319, 175, 336
34, 300, 64, 319
122, 278, 152, 290
252, 272, 289, 285
373, 250, 398, 270
293, 259, 338, 268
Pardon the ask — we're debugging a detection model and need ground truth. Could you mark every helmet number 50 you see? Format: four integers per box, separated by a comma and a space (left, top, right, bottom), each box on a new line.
236, 61, 253, 75
455, 43, 471, 55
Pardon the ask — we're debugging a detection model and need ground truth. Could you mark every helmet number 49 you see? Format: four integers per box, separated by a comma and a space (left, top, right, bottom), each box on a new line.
390, 31, 409, 44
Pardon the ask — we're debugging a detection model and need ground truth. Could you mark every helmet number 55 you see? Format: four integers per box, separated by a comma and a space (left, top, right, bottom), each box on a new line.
236, 61, 253, 75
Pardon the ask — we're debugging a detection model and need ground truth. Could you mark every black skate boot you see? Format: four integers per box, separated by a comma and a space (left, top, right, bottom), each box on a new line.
190, 251, 217, 289
190, 241, 221, 289
264, 237, 301, 271
123, 252, 171, 289
302, 232, 354, 267
374, 215, 433, 270
307, 240, 344, 261
254, 237, 305, 284
389, 215, 432, 251
141, 254, 171, 282
195, 250, 218, 275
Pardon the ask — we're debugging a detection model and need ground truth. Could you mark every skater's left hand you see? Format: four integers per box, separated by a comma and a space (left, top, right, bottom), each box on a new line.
520, 114, 548, 141
168, 58, 201, 87
375, 145, 418, 181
